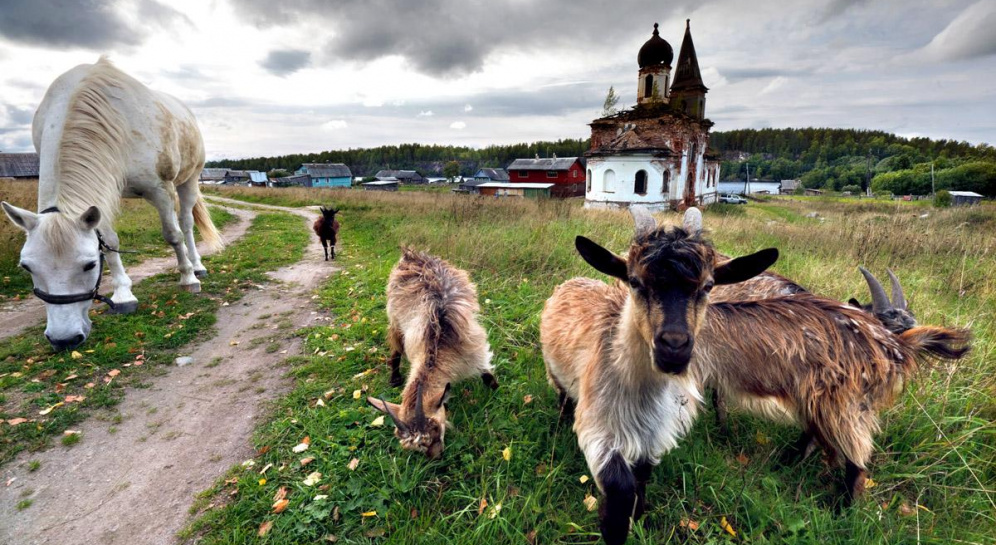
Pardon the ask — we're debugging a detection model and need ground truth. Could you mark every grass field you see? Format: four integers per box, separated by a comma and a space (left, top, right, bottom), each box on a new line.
0, 204, 307, 466
184, 187, 995, 544
0, 180, 237, 300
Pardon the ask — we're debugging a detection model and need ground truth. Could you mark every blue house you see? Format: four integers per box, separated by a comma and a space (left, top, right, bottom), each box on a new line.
473, 168, 509, 182
296, 163, 353, 187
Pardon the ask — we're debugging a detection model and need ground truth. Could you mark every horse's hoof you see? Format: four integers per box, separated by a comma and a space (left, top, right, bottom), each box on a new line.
194, 269, 209, 278
181, 283, 201, 293
108, 300, 139, 314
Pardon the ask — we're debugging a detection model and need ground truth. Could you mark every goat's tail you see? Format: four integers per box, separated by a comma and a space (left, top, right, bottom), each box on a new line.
899, 326, 971, 374
193, 187, 224, 253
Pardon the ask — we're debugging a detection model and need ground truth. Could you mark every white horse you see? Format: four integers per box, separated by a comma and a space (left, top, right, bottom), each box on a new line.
1, 57, 222, 351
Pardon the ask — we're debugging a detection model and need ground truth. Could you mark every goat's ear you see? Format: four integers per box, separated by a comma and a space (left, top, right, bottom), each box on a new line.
575, 236, 628, 281
848, 298, 862, 308
437, 383, 451, 410
714, 248, 779, 285
2, 202, 39, 232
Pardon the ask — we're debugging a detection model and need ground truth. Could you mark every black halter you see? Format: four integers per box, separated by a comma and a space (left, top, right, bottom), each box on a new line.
31, 206, 117, 310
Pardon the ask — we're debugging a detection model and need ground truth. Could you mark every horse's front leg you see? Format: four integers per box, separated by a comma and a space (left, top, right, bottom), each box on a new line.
100, 227, 139, 314
177, 180, 207, 277
146, 185, 199, 292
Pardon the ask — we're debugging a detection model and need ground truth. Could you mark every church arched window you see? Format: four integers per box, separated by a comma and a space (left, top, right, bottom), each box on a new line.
586, 169, 592, 192
662, 170, 670, 195
604, 169, 616, 193
635, 170, 647, 195
644, 75, 653, 99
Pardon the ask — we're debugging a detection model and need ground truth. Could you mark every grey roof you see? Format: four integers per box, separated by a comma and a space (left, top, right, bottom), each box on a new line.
475, 168, 509, 181
272, 174, 311, 186
248, 171, 268, 182
302, 163, 352, 178
478, 182, 555, 189
200, 168, 229, 180
949, 191, 983, 197
374, 169, 422, 180
363, 180, 399, 186
0, 153, 40, 178
227, 170, 248, 178
461, 179, 489, 187
507, 157, 579, 171
780, 179, 800, 190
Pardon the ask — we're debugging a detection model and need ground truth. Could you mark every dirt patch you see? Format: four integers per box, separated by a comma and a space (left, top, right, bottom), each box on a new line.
0, 205, 257, 342
0, 201, 336, 544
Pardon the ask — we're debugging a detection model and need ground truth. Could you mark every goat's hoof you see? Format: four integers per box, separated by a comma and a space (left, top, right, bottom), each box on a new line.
181, 282, 201, 293
389, 376, 404, 388
194, 269, 209, 278
108, 300, 139, 314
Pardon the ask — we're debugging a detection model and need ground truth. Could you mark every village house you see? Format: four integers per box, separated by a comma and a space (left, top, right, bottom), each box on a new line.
506, 156, 585, 198
363, 180, 399, 191
296, 163, 352, 187
949, 190, 984, 206
477, 182, 554, 199
0, 152, 40, 179
584, 21, 720, 211
271, 174, 312, 188
474, 168, 509, 182
248, 171, 269, 187
374, 169, 426, 184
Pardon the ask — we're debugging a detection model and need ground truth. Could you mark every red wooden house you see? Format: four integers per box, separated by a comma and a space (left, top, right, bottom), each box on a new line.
506, 156, 585, 198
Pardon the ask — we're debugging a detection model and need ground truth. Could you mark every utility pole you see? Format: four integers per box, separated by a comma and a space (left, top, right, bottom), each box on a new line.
865, 147, 872, 197
931, 162, 935, 196
744, 163, 750, 196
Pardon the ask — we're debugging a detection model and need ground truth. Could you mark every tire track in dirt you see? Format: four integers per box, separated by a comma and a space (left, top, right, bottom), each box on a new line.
0, 199, 336, 545
0, 205, 257, 342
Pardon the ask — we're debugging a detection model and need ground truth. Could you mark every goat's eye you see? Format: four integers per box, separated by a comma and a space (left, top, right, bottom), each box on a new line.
20, 263, 32, 273
702, 281, 715, 293
83, 261, 97, 272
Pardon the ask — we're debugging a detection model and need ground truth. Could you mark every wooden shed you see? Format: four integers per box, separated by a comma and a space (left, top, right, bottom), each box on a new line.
477, 182, 554, 199
949, 191, 984, 206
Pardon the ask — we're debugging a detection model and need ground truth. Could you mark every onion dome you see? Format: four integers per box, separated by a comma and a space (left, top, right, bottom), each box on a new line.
637, 23, 673, 68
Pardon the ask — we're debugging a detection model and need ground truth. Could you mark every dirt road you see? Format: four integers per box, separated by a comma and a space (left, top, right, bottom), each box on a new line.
0, 199, 335, 545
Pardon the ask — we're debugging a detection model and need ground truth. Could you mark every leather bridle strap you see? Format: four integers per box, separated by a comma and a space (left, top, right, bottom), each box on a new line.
31, 206, 117, 310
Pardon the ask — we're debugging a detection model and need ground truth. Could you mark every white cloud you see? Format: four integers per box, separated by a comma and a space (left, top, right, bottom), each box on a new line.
760, 76, 788, 95
362, 97, 384, 107
417, 110, 434, 117
321, 120, 348, 130
464, 104, 473, 112
918, 0, 996, 62
449, 121, 466, 129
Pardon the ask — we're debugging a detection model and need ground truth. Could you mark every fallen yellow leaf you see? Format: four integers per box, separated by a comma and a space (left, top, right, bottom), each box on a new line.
272, 498, 290, 513
583, 494, 597, 512
300, 457, 314, 466
720, 516, 737, 537
864, 478, 877, 489
579, 475, 590, 484
478, 497, 488, 515
107, 369, 121, 377
487, 502, 502, 519
258, 520, 273, 536
303, 471, 322, 486
502, 446, 512, 461
361, 510, 377, 517
352, 389, 361, 400
71, 351, 83, 360
348, 458, 360, 471
39, 402, 64, 415
370, 415, 385, 427
274, 487, 288, 502
292, 442, 309, 453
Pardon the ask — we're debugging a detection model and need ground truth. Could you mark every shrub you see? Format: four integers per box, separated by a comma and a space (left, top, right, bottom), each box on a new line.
934, 189, 952, 207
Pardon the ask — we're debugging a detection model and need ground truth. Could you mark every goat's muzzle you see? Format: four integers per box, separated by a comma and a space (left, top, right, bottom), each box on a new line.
653, 332, 693, 374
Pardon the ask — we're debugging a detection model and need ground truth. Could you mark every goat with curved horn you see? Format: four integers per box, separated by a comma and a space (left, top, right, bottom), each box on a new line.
629, 205, 657, 237
413, 381, 427, 427
378, 397, 408, 434
859, 267, 892, 313
887, 269, 907, 310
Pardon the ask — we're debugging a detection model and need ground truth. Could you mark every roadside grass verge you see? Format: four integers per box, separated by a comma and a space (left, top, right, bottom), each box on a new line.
0, 212, 306, 466
186, 189, 995, 544
1, 180, 235, 299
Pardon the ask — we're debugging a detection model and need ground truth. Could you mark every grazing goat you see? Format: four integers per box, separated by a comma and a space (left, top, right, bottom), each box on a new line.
313, 206, 340, 261
541, 207, 779, 545
849, 267, 916, 333
368, 248, 497, 459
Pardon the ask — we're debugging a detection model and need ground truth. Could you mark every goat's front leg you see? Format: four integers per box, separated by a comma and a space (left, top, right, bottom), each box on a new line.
842, 459, 868, 508
387, 325, 404, 387
321, 238, 329, 261
632, 460, 654, 521
711, 387, 729, 434
598, 452, 637, 545
481, 372, 499, 390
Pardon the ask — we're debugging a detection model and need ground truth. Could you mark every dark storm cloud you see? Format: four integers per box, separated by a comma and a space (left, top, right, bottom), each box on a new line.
260, 49, 312, 76
0, 0, 188, 50
231, 0, 699, 77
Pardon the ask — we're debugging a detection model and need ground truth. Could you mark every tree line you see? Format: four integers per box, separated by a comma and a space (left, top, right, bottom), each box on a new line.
207, 128, 996, 196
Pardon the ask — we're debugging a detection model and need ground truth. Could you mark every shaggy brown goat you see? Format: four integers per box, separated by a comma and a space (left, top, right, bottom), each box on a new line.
368, 248, 496, 459
313, 206, 340, 261
542, 207, 779, 545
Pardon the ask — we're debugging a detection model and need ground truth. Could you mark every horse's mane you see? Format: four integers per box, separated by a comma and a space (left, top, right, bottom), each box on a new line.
55, 56, 130, 223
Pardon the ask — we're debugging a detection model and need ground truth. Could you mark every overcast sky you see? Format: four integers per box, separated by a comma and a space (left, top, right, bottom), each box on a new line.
0, 0, 994, 160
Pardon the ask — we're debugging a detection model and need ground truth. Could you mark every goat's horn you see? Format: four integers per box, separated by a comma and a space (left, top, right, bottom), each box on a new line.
629, 205, 656, 238
379, 397, 407, 434
886, 269, 907, 310
859, 267, 891, 314
413, 381, 427, 427
682, 207, 703, 234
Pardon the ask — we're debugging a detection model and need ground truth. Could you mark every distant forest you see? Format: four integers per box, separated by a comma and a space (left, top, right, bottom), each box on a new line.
208, 128, 996, 196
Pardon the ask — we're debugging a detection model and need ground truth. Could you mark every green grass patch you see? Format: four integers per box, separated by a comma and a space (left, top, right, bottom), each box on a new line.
187, 190, 996, 544
0, 212, 306, 466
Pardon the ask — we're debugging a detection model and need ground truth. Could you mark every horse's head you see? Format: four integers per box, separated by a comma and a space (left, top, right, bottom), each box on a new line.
2, 202, 103, 351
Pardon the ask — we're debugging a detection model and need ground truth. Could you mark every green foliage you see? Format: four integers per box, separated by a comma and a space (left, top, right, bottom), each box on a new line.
188, 188, 996, 545
443, 160, 461, 180
601, 85, 619, 116
934, 189, 952, 207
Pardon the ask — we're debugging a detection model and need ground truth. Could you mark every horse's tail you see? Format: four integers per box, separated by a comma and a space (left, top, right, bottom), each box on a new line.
192, 185, 224, 252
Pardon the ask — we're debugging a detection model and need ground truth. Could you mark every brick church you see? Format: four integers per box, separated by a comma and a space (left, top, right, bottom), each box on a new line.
584, 20, 720, 210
